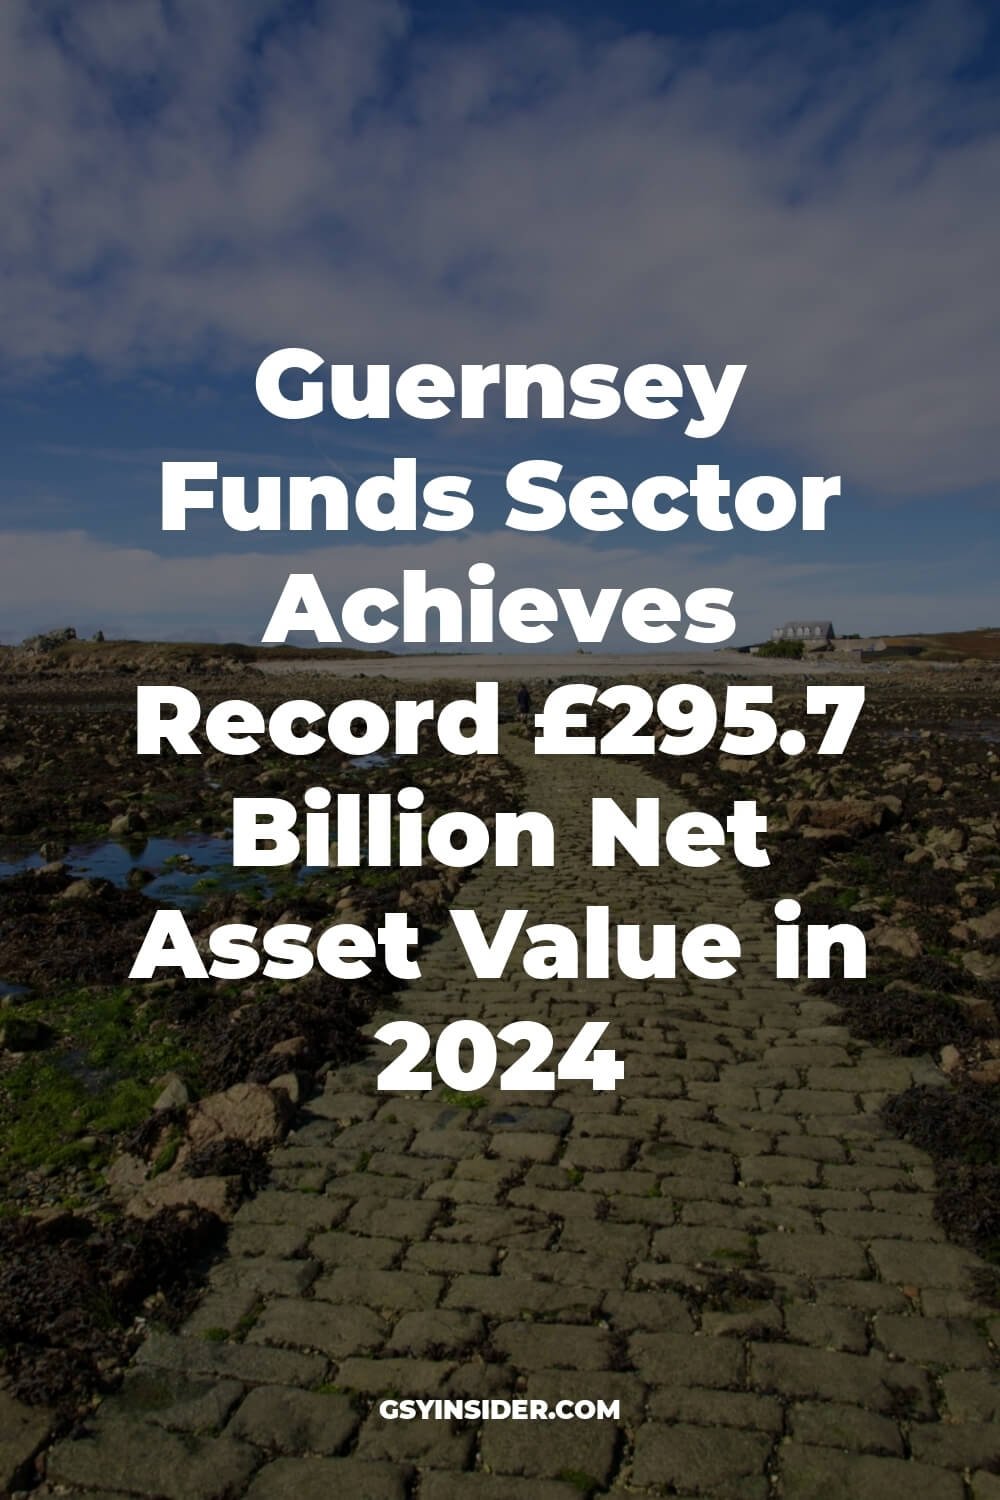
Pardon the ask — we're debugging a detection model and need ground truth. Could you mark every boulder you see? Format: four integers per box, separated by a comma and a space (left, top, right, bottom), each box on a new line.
269, 1034, 309, 1062
180, 1081, 292, 1160
872, 925, 923, 959
0, 1390, 54, 1494
57, 878, 100, 900
787, 796, 900, 839
268, 1072, 301, 1104
126, 1174, 236, 1221
24, 1206, 86, 1241
963, 952, 1000, 982
967, 906, 1000, 943
104, 1152, 150, 1200
924, 825, 966, 855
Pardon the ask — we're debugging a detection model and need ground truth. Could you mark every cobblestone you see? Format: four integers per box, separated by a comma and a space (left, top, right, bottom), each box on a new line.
244, 1457, 410, 1500
631, 1423, 772, 1497
46, 1422, 259, 1500
0, 1391, 53, 1492
778, 1444, 963, 1500
226, 1385, 359, 1454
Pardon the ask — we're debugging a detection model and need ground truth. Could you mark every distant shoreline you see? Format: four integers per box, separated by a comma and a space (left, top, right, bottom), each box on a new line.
254, 649, 881, 682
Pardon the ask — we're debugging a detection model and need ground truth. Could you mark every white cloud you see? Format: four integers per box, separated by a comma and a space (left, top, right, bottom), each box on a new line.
0, 527, 990, 647
0, 1, 997, 494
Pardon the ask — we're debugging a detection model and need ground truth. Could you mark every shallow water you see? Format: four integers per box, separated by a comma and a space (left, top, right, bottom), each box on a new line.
882, 720, 1000, 746
60, 1047, 117, 1094
949, 718, 1000, 744
347, 751, 394, 770
0, 833, 310, 909
0, 848, 44, 879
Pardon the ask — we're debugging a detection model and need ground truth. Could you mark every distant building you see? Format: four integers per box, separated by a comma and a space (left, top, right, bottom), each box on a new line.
772, 620, 834, 643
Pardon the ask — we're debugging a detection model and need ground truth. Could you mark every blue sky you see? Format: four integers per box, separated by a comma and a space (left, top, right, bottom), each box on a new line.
0, 0, 997, 646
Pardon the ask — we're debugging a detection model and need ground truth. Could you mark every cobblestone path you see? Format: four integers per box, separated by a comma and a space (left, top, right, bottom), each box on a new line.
43, 732, 1000, 1499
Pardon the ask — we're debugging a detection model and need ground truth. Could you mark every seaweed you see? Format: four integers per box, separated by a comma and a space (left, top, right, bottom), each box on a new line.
0, 1207, 225, 1410
832, 985, 983, 1055
882, 1084, 1000, 1165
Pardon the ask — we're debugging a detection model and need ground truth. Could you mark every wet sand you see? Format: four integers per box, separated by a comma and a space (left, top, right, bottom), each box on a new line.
256, 648, 876, 683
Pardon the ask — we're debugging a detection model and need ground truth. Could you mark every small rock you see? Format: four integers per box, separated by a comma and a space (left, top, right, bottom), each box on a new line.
954, 994, 997, 1026
269, 1034, 308, 1060
153, 1072, 190, 1112
268, 1072, 301, 1104
925, 824, 966, 854
25, 1206, 80, 1237
964, 952, 1000, 981
58, 878, 96, 900
968, 906, 1000, 942
109, 810, 147, 837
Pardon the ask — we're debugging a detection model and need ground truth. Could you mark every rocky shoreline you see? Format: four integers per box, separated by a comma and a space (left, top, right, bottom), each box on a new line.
1, 659, 998, 1481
